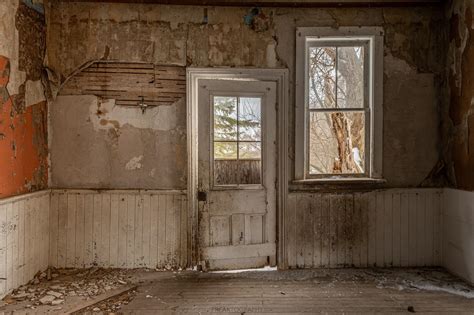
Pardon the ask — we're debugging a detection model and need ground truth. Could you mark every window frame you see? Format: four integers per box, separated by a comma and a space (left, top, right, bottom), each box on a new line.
295, 27, 384, 182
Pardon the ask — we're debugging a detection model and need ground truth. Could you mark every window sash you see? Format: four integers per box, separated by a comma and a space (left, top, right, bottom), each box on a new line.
304, 41, 371, 178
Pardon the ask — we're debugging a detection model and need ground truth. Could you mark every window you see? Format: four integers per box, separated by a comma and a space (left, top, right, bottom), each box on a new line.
212, 95, 262, 186
295, 27, 383, 181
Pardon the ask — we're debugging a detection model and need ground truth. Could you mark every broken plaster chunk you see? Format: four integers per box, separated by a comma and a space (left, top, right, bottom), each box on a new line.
12, 291, 29, 299
51, 299, 64, 306
50, 285, 65, 290
46, 290, 63, 298
39, 295, 55, 305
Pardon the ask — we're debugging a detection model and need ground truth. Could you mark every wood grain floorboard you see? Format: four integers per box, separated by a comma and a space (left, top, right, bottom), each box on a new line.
121, 268, 474, 313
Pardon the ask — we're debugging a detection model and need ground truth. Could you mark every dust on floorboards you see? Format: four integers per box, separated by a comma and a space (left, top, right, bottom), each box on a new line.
121, 268, 474, 314
1, 268, 473, 313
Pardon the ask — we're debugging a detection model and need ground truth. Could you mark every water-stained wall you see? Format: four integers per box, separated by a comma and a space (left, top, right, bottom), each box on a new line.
45, 2, 447, 189
0, 0, 48, 199
50, 62, 187, 189
448, 0, 474, 191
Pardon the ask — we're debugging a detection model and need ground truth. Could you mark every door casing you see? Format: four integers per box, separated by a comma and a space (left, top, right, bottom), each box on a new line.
186, 68, 289, 269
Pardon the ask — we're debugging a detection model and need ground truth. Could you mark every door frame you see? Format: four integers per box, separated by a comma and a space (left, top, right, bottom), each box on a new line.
186, 68, 289, 269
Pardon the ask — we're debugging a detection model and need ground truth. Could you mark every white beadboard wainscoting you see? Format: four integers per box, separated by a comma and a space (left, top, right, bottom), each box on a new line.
286, 189, 443, 268
1, 187, 473, 298
0, 191, 50, 297
443, 189, 474, 285
49, 190, 188, 269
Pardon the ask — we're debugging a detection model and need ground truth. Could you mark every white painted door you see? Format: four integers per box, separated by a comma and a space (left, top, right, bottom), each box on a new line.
197, 79, 277, 270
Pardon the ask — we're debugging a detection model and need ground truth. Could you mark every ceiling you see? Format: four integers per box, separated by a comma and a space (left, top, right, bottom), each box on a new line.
57, 0, 444, 7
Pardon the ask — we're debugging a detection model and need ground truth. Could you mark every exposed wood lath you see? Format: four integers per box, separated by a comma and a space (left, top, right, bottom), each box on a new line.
60, 62, 186, 107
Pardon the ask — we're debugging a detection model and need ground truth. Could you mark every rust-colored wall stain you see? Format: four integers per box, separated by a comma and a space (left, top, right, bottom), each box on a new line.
0, 56, 48, 199
450, 5, 474, 190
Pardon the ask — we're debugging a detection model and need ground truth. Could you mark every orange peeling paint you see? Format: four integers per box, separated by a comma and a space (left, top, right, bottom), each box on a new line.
0, 55, 48, 199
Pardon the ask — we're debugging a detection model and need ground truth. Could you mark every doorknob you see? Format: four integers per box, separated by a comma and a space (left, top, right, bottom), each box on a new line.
197, 191, 207, 202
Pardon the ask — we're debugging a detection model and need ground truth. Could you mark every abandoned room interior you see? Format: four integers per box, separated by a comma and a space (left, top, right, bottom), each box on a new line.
0, 0, 473, 313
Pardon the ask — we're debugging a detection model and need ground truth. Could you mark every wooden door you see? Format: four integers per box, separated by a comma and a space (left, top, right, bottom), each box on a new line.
197, 79, 277, 270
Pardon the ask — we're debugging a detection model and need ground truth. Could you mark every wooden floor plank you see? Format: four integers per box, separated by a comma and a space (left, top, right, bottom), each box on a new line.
119, 269, 474, 314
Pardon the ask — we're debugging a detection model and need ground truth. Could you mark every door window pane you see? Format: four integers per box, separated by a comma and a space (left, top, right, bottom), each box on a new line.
239, 97, 261, 141
213, 96, 262, 186
214, 160, 239, 185
239, 142, 261, 159
214, 96, 238, 141
214, 142, 237, 160
238, 160, 261, 185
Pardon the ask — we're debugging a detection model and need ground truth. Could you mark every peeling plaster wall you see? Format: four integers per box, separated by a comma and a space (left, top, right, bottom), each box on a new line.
45, 2, 446, 189
50, 96, 186, 189
0, 0, 48, 199
448, 0, 474, 191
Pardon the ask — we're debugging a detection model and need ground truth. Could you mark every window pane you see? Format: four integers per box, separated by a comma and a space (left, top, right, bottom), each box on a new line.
308, 47, 336, 109
214, 160, 239, 185
239, 97, 261, 141
239, 160, 261, 184
309, 111, 365, 175
214, 96, 238, 141
239, 141, 262, 184
239, 142, 261, 160
214, 141, 237, 160
337, 46, 365, 109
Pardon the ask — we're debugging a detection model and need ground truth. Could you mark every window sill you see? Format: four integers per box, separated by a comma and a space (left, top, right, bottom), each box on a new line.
289, 177, 386, 192
293, 178, 386, 184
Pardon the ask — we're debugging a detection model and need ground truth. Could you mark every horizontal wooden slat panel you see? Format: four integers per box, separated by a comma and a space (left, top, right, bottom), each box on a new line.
60, 62, 186, 107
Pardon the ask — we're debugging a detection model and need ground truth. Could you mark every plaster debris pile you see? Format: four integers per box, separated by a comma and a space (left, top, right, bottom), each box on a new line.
3, 268, 131, 309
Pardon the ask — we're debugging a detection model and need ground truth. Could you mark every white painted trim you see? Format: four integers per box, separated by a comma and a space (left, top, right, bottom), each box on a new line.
0, 190, 50, 205
295, 27, 384, 180
50, 189, 186, 195
187, 68, 289, 269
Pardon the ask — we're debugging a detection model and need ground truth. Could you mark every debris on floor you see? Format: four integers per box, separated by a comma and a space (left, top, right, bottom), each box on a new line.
0, 267, 473, 313
119, 268, 474, 313
208, 267, 474, 299
371, 269, 474, 299
1, 267, 134, 313
78, 286, 137, 314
